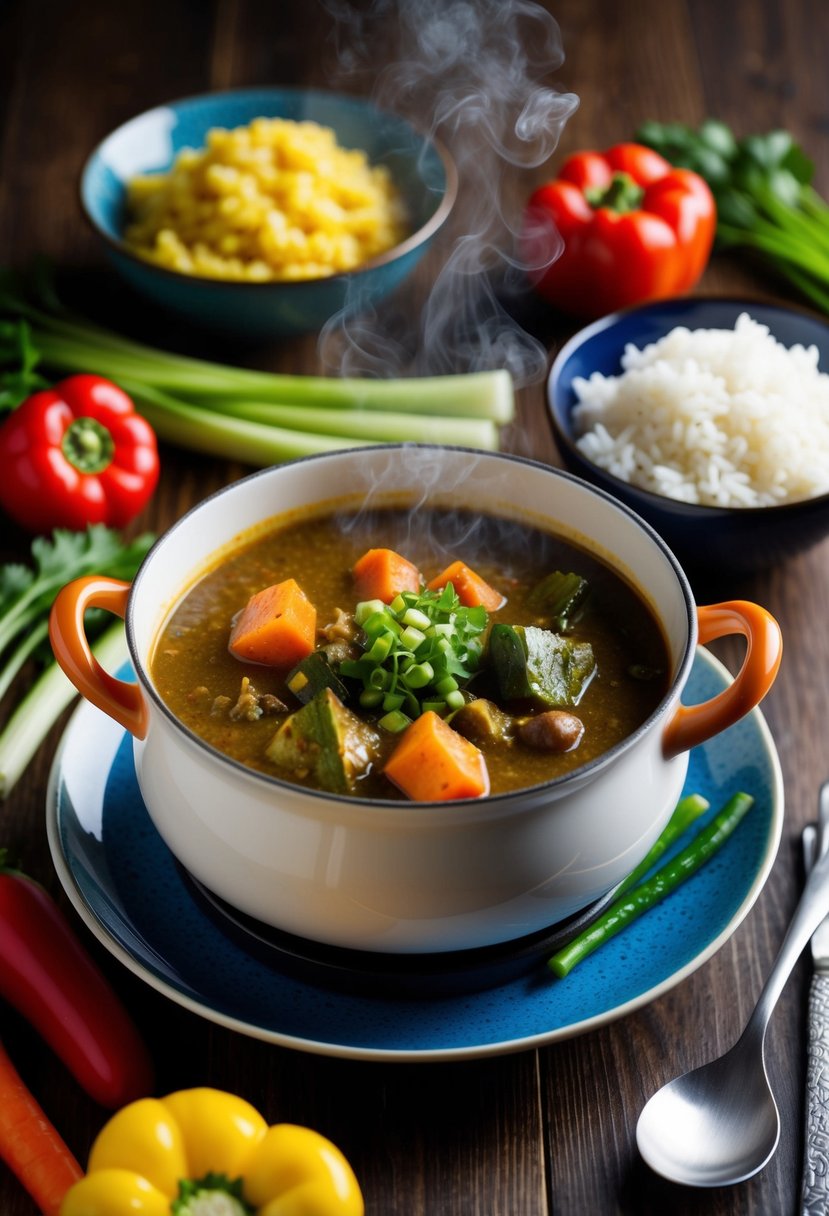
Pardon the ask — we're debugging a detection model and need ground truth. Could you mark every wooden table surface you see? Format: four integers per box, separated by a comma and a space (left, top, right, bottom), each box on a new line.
1, 1, 827, 1213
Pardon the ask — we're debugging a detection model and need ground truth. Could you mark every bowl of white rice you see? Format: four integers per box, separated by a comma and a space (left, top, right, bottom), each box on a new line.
547, 297, 829, 575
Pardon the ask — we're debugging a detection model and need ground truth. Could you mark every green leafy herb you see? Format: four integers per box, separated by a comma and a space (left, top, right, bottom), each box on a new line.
0, 320, 48, 409
0, 524, 154, 798
339, 584, 488, 727
636, 118, 829, 313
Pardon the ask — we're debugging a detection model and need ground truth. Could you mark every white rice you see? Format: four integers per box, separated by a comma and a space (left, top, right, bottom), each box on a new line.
570, 313, 829, 507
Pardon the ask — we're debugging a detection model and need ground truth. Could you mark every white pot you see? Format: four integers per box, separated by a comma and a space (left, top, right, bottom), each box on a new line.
50, 446, 781, 953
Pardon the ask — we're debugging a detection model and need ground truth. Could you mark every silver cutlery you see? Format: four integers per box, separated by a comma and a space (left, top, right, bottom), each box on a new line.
637, 780, 829, 1188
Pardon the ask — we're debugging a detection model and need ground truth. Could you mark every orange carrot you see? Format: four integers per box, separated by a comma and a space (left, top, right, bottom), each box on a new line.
427, 560, 506, 611
352, 548, 422, 603
0, 1038, 82, 1216
229, 578, 317, 668
384, 711, 490, 801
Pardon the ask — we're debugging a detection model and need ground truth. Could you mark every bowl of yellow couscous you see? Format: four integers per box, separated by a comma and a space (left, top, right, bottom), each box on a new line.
80, 88, 457, 339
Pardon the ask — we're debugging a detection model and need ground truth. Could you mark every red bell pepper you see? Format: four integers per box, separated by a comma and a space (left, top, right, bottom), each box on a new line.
0, 851, 155, 1109
0, 374, 159, 534
524, 142, 716, 319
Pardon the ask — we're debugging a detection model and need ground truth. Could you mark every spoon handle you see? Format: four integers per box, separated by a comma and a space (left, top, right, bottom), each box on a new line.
801, 973, 829, 1215
747, 842, 829, 1038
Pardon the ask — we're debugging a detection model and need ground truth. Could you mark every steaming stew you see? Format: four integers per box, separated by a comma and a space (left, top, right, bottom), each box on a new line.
151, 505, 671, 799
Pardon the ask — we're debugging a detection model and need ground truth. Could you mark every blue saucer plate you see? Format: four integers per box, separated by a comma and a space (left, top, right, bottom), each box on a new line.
46, 649, 783, 1062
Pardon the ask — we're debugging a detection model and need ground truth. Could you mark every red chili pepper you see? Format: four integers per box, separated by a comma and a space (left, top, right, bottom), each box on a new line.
0, 374, 159, 534
524, 142, 717, 319
0, 852, 155, 1109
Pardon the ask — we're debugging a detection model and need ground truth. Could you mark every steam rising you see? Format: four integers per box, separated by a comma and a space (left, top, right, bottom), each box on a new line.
333, 447, 551, 569
319, 0, 578, 387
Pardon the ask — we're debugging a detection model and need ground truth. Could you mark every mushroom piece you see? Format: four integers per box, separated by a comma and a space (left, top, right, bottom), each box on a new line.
517, 709, 584, 753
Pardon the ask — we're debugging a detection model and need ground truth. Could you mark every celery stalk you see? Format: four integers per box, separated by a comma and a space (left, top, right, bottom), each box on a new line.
0, 620, 128, 799
128, 389, 380, 463
121, 378, 499, 450
0, 619, 48, 705
178, 397, 500, 448
1, 272, 515, 465
6, 293, 515, 423
36, 331, 515, 421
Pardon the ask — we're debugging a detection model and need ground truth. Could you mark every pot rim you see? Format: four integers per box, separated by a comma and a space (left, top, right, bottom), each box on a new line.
127, 444, 698, 814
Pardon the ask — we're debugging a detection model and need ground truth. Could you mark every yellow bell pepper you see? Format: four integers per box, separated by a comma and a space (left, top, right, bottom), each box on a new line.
59, 1087, 364, 1216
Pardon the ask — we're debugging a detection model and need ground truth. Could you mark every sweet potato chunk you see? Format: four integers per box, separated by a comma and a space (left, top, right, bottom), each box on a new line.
427, 560, 506, 611
228, 578, 316, 668
384, 710, 490, 801
352, 548, 422, 603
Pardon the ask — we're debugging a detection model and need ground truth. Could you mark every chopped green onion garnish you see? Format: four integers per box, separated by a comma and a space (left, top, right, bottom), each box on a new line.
334, 583, 490, 723
402, 661, 434, 689
365, 634, 393, 663
379, 709, 412, 732
363, 610, 391, 637
359, 688, 385, 708
339, 658, 369, 680
435, 675, 459, 696
355, 599, 386, 625
402, 607, 431, 630
399, 625, 426, 649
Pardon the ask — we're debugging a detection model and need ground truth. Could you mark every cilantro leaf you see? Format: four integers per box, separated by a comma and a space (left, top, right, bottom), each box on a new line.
0, 523, 155, 796
0, 319, 48, 412
0, 525, 154, 658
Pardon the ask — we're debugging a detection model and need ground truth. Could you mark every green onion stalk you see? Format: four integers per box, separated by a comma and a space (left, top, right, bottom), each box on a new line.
548, 791, 754, 978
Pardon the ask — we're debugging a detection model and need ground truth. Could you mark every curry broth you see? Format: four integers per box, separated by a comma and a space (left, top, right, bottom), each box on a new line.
150, 506, 670, 797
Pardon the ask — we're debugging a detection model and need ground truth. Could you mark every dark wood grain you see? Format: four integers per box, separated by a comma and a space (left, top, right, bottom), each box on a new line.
1, 1, 828, 1213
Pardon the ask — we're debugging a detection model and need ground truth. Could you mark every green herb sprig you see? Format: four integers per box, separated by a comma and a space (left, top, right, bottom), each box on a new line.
0, 525, 154, 797
338, 584, 488, 731
636, 118, 829, 313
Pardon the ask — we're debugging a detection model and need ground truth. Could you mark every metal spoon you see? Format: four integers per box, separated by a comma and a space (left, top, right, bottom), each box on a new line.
636, 782, 829, 1188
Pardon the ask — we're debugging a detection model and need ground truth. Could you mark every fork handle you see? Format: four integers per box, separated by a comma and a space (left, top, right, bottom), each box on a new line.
801, 973, 829, 1214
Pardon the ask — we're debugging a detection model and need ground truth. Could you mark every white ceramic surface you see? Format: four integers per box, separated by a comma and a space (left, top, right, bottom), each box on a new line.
50, 446, 778, 953
45, 647, 785, 1061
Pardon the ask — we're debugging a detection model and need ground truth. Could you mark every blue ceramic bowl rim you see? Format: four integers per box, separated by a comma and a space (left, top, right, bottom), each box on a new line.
79, 86, 458, 291
547, 294, 829, 520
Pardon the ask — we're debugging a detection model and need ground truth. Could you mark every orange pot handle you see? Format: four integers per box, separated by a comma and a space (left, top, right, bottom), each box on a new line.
49, 575, 148, 739
662, 600, 782, 760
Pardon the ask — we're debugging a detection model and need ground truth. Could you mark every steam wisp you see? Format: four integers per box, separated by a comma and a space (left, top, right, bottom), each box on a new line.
319, 0, 578, 390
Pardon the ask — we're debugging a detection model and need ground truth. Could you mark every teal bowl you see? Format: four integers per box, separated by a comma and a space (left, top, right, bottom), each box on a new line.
80, 88, 456, 340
